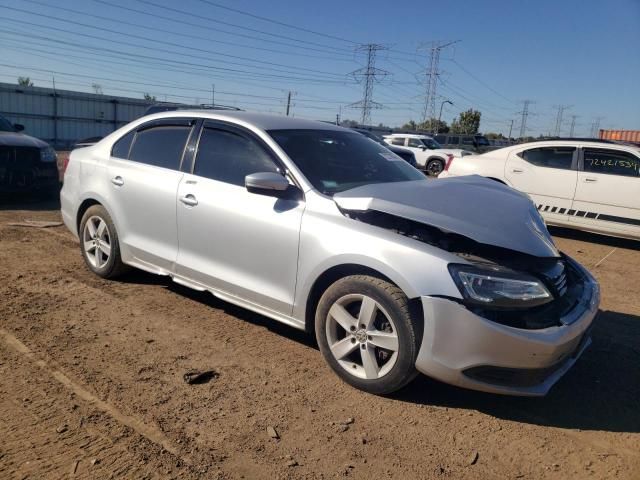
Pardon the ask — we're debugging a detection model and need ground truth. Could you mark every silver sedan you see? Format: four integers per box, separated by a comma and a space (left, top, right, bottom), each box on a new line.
60, 111, 599, 396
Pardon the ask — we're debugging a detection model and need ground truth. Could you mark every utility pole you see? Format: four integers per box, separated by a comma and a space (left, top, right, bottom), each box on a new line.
508, 119, 514, 139
419, 40, 459, 124
569, 115, 579, 137
518, 100, 534, 138
211, 84, 215, 106
285, 91, 292, 116
553, 104, 572, 137
348, 44, 389, 125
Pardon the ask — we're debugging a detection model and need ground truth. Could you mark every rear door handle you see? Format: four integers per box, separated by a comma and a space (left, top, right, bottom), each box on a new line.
511, 168, 524, 174
111, 176, 124, 186
179, 194, 198, 207
584, 177, 597, 183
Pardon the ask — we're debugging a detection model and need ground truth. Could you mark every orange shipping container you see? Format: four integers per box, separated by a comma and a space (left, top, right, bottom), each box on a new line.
599, 129, 640, 143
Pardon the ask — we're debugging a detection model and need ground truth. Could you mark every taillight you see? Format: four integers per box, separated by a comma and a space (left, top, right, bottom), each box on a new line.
444, 154, 454, 171
62, 153, 71, 175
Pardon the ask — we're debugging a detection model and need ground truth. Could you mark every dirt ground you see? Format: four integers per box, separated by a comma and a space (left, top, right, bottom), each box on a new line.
1, 197, 639, 480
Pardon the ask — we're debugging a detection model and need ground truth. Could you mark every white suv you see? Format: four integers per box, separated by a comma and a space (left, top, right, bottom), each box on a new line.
440, 139, 640, 240
383, 133, 472, 176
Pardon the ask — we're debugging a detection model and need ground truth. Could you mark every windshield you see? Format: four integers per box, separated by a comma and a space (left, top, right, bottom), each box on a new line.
0, 116, 15, 132
269, 129, 425, 195
421, 138, 442, 149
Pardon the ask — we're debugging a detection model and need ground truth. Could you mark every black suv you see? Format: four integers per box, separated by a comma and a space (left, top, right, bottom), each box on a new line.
0, 115, 59, 195
432, 134, 492, 153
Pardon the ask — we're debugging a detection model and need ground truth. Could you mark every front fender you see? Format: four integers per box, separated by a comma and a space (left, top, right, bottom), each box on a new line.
292, 201, 463, 321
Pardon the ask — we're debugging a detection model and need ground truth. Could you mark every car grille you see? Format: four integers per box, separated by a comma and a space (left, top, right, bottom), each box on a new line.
0, 146, 57, 190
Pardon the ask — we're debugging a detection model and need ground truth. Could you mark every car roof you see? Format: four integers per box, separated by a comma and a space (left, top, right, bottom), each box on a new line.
140, 110, 345, 132
386, 133, 433, 139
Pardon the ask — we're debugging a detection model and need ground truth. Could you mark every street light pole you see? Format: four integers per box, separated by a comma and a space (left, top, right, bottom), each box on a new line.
437, 100, 453, 135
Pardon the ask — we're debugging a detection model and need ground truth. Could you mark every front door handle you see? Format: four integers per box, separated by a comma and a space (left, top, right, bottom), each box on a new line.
179, 194, 198, 207
584, 177, 597, 183
511, 168, 524, 174
111, 176, 124, 186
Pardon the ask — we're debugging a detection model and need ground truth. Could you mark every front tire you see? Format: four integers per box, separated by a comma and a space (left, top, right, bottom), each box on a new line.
79, 205, 128, 279
425, 158, 445, 177
315, 275, 421, 395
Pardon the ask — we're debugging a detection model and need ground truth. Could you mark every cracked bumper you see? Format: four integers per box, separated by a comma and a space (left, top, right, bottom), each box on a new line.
415, 262, 600, 396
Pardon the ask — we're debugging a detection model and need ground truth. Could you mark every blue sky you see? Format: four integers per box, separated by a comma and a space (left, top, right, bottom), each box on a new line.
0, 0, 638, 136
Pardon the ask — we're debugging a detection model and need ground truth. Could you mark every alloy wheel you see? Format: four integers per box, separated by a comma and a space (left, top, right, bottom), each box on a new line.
325, 294, 399, 380
82, 215, 111, 269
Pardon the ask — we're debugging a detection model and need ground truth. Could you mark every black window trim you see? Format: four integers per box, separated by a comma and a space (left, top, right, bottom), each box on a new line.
578, 146, 640, 178
517, 145, 579, 171
190, 119, 303, 192
110, 117, 197, 172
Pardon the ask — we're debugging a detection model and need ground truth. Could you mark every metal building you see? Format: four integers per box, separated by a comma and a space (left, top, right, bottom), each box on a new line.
0, 82, 154, 149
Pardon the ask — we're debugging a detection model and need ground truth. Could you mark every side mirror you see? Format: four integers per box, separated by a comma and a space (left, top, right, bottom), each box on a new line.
14, 123, 24, 132
420, 145, 427, 151
245, 172, 290, 196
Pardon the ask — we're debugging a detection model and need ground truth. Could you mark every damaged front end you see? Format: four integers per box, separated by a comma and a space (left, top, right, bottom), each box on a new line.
334, 177, 594, 331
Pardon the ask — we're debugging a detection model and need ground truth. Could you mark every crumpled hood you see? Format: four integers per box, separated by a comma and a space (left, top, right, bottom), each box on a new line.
0, 132, 48, 148
334, 175, 559, 258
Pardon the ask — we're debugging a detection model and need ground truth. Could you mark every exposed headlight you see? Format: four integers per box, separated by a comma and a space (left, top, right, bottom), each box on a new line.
40, 146, 57, 163
448, 264, 552, 309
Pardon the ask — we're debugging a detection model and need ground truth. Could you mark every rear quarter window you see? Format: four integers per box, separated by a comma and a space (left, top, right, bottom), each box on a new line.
111, 131, 134, 159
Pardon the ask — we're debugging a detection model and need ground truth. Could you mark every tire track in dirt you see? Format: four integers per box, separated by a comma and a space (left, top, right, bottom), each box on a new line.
0, 328, 183, 460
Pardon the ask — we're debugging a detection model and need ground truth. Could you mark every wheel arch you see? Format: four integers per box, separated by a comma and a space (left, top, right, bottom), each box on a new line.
302, 263, 424, 337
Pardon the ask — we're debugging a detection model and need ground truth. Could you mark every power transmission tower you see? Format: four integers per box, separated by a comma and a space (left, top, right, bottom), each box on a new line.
517, 100, 534, 138
348, 44, 389, 125
553, 104, 572, 136
589, 116, 604, 137
419, 40, 459, 123
569, 115, 579, 137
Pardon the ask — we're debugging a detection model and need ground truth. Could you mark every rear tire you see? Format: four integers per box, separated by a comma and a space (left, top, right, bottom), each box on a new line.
315, 275, 420, 395
79, 205, 129, 279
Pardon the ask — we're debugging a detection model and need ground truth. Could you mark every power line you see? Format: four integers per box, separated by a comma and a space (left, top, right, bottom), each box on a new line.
448, 59, 517, 105
90, 0, 354, 58
19, 0, 355, 63
0, 6, 347, 79
134, 0, 355, 54
0, 23, 352, 85
194, 0, 357, 45
419, 40, 459, 123
348, 44, 389, 125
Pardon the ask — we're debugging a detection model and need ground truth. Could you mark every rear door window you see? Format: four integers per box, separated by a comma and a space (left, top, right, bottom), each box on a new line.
408, 138, 423, 148
520, 147, 576, 170
390, 137, 405, 146
129, 123, 192, 170
193, 126, 280, 186
583, 149, 639, 177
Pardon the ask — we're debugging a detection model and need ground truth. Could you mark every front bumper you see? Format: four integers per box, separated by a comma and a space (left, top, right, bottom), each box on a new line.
415, 260, 600, 396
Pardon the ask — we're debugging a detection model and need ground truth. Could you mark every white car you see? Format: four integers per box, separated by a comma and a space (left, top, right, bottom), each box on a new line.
440, 139, 640, 240
383, 133, 472, 176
